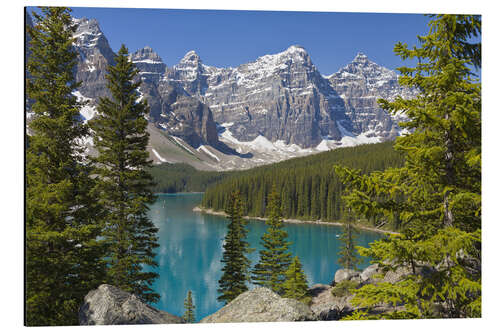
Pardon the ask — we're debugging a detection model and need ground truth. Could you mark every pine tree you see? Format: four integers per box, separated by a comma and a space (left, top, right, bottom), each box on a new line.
25, 7, 106, 326
182, 290, 196, 323
252, 187, 292, 295
89, 44, 159, 303
335, 15, 481, 319
283, 256, 311, 304
217, 191, 253, 304
337, 210, 362, 271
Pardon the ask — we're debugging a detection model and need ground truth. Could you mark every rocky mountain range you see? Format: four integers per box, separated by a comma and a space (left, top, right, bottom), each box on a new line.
26, 14, 417, 170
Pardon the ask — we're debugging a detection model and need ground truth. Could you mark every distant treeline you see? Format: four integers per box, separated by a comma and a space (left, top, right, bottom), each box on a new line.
149, 163, 234, 193
201, 141, 404, 222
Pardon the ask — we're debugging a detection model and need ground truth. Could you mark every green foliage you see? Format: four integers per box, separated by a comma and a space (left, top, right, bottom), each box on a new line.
148, 163, 233, 193
283, 256, 311, 304
338, 212, 362, 270
252, 188, 292, 295
336, 15, 481, 319
344, 228, 481, 319
182, 290, 196, 323
25, 7, 106, 326
202, 141, 404, 226
217, 191, 253, 304
331, 280, 359, 297
89, 45, 159, 303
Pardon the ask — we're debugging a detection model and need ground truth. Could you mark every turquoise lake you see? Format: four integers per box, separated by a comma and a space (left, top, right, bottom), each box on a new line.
147, 193, 382, 322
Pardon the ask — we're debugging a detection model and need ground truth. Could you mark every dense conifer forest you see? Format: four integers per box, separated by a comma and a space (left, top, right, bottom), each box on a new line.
149, 163, 234, 193
200, 141, 404, 225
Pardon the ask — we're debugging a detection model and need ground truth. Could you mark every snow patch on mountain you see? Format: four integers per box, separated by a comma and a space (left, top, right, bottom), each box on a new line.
72, 91, 97, 122
152, 148, 169, 163
197, 145, 220, 161
171, 136, 196, 154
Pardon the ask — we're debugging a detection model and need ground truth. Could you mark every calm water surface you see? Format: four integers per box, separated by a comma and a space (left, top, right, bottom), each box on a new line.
147, 193, 381, 321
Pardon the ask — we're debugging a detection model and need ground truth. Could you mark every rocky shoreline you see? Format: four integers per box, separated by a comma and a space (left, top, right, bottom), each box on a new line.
79, 263, 409, 325
193, 206, 400, 236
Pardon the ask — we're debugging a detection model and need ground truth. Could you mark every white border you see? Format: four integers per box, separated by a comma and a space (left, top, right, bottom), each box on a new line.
3, 1, 498, 332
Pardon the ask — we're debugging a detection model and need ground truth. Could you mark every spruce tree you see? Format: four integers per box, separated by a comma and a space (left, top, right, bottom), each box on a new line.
252, 187, 292, 295
283, 256, 311, 304
337, 210, 362, 271
25, 7, 106, 326
89, 44, 159, 303
182, 290, 196, 323
217, 191, 252, 304
335, 15, 481, 319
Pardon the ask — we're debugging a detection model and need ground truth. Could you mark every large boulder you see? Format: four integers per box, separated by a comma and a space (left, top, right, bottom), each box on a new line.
308, 284, 355, 320
333, 269, 360, 284
382, 265, 413, 284
200, 287, 314, 323
79, 284, 184, 325
360, 263, 380, 282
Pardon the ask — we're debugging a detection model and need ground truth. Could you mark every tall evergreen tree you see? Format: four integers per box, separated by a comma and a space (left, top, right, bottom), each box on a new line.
89, 45, 159, 303
283, 256, 311, 304
217, 191, 253, 304
335, 15, 481, 319
25, 7, 106, 326
252, 187, 292, 295
182, 290, 196, 323
337, 210, 362, 271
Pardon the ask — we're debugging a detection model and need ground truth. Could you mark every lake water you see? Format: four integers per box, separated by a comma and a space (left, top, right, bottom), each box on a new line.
147, 193, 382, 322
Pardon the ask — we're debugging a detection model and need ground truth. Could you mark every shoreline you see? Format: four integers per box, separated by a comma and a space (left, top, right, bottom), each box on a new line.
193, 206, 400, 236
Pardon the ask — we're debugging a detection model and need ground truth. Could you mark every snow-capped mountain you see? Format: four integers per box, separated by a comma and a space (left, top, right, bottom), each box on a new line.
327, 52, 416, 141
72, 18, 115, 102
130, 46, 166, 83
26, 14, 417, 170
163, 45, 349, 148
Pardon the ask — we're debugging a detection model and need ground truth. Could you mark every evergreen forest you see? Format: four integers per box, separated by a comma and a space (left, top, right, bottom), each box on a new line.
201, 141, 404, 227
149, 163, 234, 193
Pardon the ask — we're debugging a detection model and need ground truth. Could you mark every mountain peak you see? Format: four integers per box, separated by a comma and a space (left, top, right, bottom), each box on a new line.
180, 50, 201, 64
353, 51, 369, 63
286, 44, 307, 53
131, 46, 164, 64
281, 44, 310, 59
72, 17, 104, 48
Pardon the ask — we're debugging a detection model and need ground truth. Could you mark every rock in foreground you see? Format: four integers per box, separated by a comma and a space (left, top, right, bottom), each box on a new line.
200, 287, 314, 323
309, 284, 355, 320
79, 284, 184, 325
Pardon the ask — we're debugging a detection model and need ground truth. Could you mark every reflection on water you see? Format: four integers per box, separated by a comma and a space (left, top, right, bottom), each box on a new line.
148, 193, 381, 322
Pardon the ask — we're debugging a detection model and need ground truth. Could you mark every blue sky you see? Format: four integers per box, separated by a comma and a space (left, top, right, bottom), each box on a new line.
28, 7, 432, 75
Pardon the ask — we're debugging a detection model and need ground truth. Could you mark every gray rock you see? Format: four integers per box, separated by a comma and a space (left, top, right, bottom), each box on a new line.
360, 263, 380, 282
383, 265, 413, 284
155, 84, 220, 148
309, 284, 355, 320
333, 268, 360, 284
200, 287, 314, 323
79, 284, 184, 325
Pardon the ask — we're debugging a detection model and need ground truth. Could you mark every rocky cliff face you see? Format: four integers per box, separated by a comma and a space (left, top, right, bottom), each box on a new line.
69, 19, 220, 148
327, 52, 417, 140
155, 83, 219, 148
164, 46, 348, 148
72, 18, 116, 101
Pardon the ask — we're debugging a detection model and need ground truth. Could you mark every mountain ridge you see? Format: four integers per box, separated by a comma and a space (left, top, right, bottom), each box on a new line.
25, 13, 417, 171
